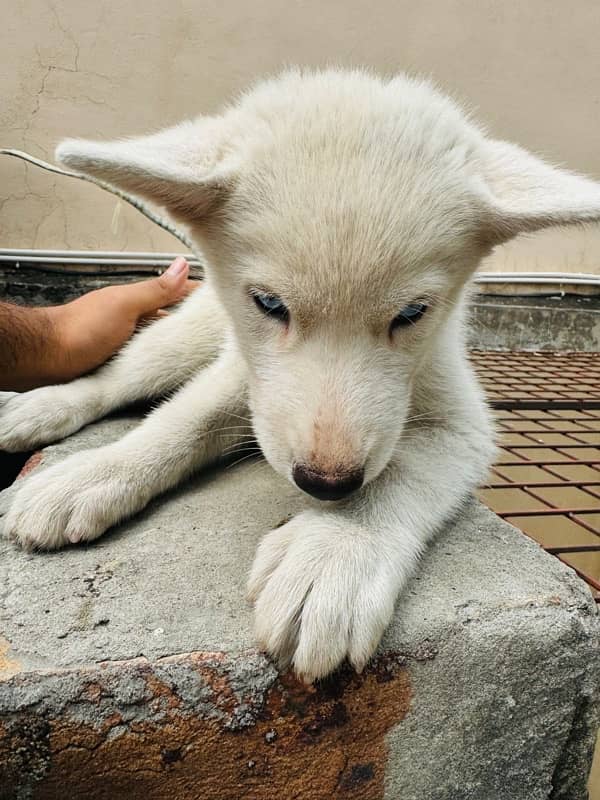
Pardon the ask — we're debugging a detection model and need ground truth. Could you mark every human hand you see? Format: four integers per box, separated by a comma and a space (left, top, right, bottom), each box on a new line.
0, 256, 198, 391
51, 256, 197, 382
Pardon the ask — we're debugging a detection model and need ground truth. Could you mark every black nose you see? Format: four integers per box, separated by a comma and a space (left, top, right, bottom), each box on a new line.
292, 464, 364, 501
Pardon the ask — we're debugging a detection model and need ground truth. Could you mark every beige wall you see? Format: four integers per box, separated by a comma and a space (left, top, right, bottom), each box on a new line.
2, 0, 600, 273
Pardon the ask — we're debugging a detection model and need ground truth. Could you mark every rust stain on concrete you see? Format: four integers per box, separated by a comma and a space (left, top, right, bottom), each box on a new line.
0, 637, 21, 681
0, 653, 413, 800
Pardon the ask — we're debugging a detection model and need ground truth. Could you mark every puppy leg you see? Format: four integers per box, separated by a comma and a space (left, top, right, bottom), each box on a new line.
248, 414, 495, 682
2, 344, 248, 550
0, 284, 229, 452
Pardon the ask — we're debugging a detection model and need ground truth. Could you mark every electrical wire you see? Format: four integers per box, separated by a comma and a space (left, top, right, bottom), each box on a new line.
0, 148, 202, 272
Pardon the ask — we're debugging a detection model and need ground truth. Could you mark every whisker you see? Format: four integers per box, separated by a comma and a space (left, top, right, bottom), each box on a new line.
217, 436, 255, 446
212, 424, 254, 431
226, 450, 264, 470
218, 435, 257, 445
405, 411, 444, 423
404, 414, 447, 427
210, 426, 255, 438
242, 453, 268, 468
222, 443, 260, 457
220, 432, 257, 441
221, 410, 253, 424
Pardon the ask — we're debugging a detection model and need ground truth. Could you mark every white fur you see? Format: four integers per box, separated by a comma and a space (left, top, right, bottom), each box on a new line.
3, 68, 600, 681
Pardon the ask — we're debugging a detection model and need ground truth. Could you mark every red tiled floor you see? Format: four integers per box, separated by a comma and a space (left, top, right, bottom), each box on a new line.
472, 351, 600, 602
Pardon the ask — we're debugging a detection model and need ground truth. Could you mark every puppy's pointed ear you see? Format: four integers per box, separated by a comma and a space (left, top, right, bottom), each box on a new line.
55, 118, 236, 219
479, 139, 600, 243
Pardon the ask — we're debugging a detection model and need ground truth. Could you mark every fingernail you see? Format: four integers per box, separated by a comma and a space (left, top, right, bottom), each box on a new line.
166, 257, 188, 278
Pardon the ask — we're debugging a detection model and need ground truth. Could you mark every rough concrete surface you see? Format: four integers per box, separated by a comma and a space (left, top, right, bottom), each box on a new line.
0, 416, 599, 800
469, 295, 600, 352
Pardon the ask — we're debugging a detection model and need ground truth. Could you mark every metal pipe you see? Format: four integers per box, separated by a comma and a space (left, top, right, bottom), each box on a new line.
0, 249, 195, 260
0, 249, 599, 286
0, 249, 203, 270
476, 272, 600, 286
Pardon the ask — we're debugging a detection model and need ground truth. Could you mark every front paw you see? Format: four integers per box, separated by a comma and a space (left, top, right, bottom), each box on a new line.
1, 449, 145, 550
0, 386, 91, 452
248, 512, 398, 682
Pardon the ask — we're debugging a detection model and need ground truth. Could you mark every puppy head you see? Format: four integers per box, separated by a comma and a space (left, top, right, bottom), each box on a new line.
57, 69, 600, 500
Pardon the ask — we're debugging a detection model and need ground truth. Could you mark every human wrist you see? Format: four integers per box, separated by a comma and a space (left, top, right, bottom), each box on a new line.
43, 303, 87, 383
0, 303, 67, 390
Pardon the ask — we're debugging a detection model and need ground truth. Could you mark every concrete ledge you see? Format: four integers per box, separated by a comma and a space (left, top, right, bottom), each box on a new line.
0, 417, 599, 799
468, 295, 600, 352
4, 263, 600, 352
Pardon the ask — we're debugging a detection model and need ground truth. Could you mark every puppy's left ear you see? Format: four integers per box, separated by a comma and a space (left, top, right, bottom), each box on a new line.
479, 139, 600, 243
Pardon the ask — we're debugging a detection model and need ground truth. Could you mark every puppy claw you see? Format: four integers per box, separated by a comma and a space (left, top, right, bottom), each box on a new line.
249, 512, 397, 682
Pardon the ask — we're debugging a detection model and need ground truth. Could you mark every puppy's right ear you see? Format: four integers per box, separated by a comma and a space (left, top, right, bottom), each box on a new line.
55, 118, 237, 220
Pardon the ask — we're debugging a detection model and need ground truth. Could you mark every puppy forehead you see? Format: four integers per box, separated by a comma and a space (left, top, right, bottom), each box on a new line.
214, 71, 485, 307
231, 166, 476, 306
228, 126, 480, 272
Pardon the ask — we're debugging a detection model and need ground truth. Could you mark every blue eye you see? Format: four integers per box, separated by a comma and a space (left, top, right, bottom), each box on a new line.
390, 302, 428, 332
252, 291, 289, 323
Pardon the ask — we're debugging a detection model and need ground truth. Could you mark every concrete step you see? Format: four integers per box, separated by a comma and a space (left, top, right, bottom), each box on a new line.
0, 416, 598, 799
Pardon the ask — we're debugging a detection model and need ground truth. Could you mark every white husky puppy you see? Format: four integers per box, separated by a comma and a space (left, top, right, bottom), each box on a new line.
2, 69, 600, 681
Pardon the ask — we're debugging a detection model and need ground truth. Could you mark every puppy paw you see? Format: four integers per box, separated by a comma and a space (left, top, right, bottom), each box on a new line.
248, 512, 398, 682
0, 386, 96, 453
1, 449, 146, 550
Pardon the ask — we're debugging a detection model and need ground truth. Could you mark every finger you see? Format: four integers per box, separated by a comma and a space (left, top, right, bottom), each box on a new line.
119, 257, 191, 316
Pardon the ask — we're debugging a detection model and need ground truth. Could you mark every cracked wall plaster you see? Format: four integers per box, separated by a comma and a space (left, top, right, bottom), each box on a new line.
1, 0, 600, 273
